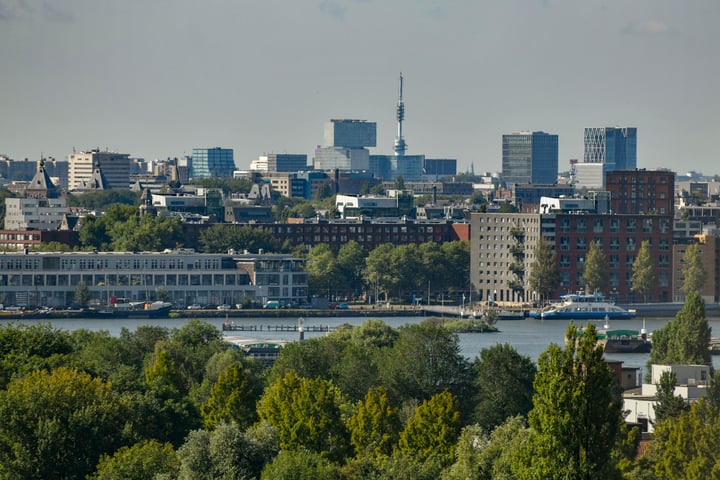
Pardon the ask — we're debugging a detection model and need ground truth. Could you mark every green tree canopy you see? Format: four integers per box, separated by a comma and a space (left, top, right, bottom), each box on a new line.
347, 386, 402, 458
177, 423, 271, 480
379, 323, 471, 409
653, 370, 690, 425
631, 240, 656, 302
0, 367, 128, 480
528, 235, 560, 304
648, 292, 712, 370
471, 343, 536, 431
681, 243, 707, 296
515, 322, 623, 479
651, 398, 720, 480
200, 362, 258, 429
398, 390, 462, 463
582, 240, 609, 295
199, 224, 283, 254
260, 449, 342, 480
257, 372, 351, 462
90, 439, 179, 480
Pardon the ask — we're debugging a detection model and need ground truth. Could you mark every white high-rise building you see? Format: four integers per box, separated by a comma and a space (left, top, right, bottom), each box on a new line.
68, 149, 131, 190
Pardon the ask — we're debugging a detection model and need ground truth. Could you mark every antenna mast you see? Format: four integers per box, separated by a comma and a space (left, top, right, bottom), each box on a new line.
394, 73, 407, 156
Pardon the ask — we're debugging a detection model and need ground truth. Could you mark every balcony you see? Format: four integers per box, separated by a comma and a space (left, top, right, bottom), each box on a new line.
508, 279, 524, 291
510, 226, 525, 240
509, 244, 525, 256
508, 262, 525, 274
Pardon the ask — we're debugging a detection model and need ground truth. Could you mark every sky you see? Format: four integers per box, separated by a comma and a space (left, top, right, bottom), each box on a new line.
1, 0, 718, 175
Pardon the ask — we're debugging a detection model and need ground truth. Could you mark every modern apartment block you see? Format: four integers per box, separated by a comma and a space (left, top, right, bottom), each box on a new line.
0, 250, 308, 309
68, 149, 131, 190
191, 148, 235, 179
502, 131, 558, 185
470, 213, 543, 303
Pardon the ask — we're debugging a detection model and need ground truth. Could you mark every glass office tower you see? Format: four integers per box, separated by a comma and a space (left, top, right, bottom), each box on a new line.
502, 131, 559, 185
191, 148, 235, 179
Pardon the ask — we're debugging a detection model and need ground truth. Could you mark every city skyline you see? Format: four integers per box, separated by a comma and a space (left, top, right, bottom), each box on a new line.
1, 1, 718, 175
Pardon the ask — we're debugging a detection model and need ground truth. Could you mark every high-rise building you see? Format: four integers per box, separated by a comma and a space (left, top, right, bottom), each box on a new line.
314, 120, 375, 171
68, 149, 131, 190
251, 154, 308, 173
191, 148, 235, 179
502, 131, 558, 185
584, 127, 637, 172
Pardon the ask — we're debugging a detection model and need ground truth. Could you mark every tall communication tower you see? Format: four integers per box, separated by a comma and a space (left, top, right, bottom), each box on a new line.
393, 73, 407, 156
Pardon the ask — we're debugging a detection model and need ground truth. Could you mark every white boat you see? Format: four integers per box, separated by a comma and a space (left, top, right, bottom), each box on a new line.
529, 292, 635, 320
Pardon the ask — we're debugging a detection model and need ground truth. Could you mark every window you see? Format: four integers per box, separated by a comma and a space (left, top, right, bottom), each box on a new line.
626, 238, 637, 251
626, 255, 635, 268
577, 238, 588, 251
576, 219, 587, 233
610, 238, 620, 250
609, 255, 620, 268
610, 219, 620, 232
643, 218, 653, 233
593, 218, 603, 233
627, 218, 637, 233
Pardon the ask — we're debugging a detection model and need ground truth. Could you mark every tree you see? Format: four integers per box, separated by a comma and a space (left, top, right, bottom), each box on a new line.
681, 243, 707, 296
199, 224, 282, 254
379, 324, 471, 409
653, 370, 689, 424
260, 449, 342, 480
90, 440, 179, 480
363, 243, 396, 302
582, 240, 609, 294
514, 322, 624, 479
528, 235, 560, 304
391, 244, 424, 298
470, 343, 536, 431
631, 240, 656, 302
440, 241, 471, 292
200, 362, 258, 429
442, 416, 528, 480
0, 367, 128, 480
257, 372, 351, 462
648, 292, 711, 370
398, 390, 462, 463
651, 399, 720, 480
347, 386, 402, 458
306, 243, 340, 297
74, 280, 91, 306
336, 240, 366, 298
177, 424, 270, 480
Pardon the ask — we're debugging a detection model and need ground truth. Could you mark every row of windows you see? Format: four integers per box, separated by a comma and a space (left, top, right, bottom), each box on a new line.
558, 218, 670, 233
0, 273, 251, 288
558, 237, 670, 251
560, 271, 670, 288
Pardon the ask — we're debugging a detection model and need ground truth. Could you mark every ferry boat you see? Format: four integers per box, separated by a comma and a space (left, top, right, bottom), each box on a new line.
529, 292, 635, 320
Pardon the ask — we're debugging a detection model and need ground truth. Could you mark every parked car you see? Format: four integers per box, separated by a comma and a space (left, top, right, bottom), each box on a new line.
187, 304, 202, 310
263, 301, 281, 309
217, 304, 231, 310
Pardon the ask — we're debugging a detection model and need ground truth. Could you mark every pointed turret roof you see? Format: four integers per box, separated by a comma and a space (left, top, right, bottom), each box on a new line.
25, 158, 58, 199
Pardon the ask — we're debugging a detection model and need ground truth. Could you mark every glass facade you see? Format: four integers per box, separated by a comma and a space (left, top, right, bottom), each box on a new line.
502, 131, 558, 185
583, 127, 637, 172
191, 148, 235, 179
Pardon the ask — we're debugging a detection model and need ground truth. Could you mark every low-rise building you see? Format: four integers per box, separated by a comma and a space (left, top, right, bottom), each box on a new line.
0, 250, 307, 309
624, 364, 710, 433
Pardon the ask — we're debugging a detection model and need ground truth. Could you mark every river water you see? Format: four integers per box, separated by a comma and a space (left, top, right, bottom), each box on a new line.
10, 315, 720, 374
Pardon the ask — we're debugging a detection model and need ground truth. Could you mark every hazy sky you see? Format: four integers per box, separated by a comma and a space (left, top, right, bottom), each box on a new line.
1, 0, 718, 175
